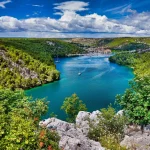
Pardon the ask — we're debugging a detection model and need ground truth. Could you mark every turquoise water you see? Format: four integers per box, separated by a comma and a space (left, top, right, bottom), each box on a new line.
26, 55, 134, 120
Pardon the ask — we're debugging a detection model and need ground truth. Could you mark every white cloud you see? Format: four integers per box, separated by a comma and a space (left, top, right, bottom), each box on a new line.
105, 4, 136, 14
0, 32, 149, 38
32, 4, 43, 7
122, 12, 150, 34
0, 14, 138, 34
105, 4, 128, 12
54, 1, 89, 12
54, 12, 63, 16
32, 11, 41, 16
0, 1, 150, 37
120, 4, 137, 14
0, 16, 22, 31
0, 0, 11, 8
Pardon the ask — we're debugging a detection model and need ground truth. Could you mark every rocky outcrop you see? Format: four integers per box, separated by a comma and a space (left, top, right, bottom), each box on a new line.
39, 110, 150, 150
76, 110, 101, 136
39, 111, 104, 150
120, 125, 150, 150
0, 49, 38, 79
116, 110, 124, 116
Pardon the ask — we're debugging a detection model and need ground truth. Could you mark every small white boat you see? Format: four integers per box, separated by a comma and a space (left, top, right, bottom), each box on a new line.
78, 72, 81, 76
55, 55, 60, 63
55, 60, 60, 63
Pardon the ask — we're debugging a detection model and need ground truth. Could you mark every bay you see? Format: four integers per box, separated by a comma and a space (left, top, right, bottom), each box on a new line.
26, 55, 134, 120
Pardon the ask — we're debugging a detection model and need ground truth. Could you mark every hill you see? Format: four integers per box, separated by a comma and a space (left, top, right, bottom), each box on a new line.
68, 37, 150, 52
0, 38, 85, 90
0, 38, 85, 65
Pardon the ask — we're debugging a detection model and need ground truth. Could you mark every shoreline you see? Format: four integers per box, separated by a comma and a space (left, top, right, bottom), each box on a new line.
26, 53, 133, 92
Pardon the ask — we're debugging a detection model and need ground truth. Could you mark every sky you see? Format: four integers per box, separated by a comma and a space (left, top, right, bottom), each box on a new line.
0, 0, 150, 38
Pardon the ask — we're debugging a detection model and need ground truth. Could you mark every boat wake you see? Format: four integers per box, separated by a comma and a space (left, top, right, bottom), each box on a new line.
91, 67, 115, 80
91, 71, 108, 80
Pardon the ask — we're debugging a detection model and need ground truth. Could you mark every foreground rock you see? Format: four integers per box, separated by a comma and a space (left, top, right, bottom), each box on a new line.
121, 125, 150, 150
39, 110, 150, 150
39, 111, 104, 150
76, 110, 101, 136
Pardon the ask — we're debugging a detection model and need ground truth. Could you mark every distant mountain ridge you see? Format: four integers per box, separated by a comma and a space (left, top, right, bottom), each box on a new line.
68, 37, 150, 52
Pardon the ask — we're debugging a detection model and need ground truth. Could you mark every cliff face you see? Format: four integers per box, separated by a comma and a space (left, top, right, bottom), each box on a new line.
0, 47, 60, 90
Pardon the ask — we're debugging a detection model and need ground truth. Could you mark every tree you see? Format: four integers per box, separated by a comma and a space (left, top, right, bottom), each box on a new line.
116, 76, 150, 130
0, 88, 60, 150
0, 44, 60, 90
61, 93, 87, 122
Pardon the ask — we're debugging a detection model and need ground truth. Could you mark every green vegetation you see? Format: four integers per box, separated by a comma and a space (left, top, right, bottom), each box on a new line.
0, 37, 150, 149
0, 88, 60, 150
109, 52, 150, 77
110, 51, 150, 129
0, 38, 84, 65
69, 37, 150, 51
116, 76, 150, 128
134, 52, 150, 77
104, 37, 150, 49
109, 52, 136, 66
0, 38, 86, 148
0, 45, 59, 90
88, 106, 127, 150
61, 93, 87, 122
108, 43, 150, 148
0, 38, 85, 90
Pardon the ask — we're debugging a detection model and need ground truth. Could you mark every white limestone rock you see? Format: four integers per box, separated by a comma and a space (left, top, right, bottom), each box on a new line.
39, 118, 51, 127
75, 110, 101, 135
39, 111, 150, 150
121, 125, 150, 150
76, 111, 90, 126
116, 110, 124, 116
40, 117, 105, 150
90, 110, 101, 125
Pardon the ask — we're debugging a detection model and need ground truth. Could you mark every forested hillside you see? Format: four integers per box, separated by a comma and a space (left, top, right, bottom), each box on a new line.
0, 88, 60, 149
69, 37, 150, 52
0, 38, 84, 90
109, 52, 150, 77
0, 45, 60, 90
109, 51, 150, 139
0, 38, 84, 65
0, 38, 85, 149
97, 37, 150, 52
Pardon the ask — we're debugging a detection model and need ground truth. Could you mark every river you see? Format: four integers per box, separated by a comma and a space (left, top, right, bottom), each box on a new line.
26, 55, 134, 120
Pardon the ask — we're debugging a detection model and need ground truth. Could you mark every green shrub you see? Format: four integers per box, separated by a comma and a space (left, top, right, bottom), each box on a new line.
109, 52, 136, 66
116, 76, 150, 128
61, 93, 87, 123
0, 89, 60, 150
88, 106, 127, 150
100, 134, 127, 150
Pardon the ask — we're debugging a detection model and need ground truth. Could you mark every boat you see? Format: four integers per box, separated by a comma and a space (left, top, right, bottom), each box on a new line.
78, 63, 82, 76
78, 72, 81, 76
55, 60, 60, 63
55, 55, 60, 63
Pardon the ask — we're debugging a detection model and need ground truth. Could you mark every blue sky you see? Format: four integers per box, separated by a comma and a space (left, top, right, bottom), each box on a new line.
0, 0, 150, 37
